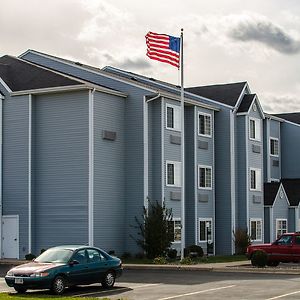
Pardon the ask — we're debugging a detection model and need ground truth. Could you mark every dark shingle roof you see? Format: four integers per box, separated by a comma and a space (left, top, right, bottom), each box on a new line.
281, 179, 300, 206
237, 94, 256, 113
273, 113, 300, 125
264, 182, 281, 206
186, 82, 247, 107
0, 55, 81, 92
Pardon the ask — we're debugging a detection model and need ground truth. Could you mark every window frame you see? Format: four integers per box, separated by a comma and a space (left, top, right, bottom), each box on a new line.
199, 218, 213, 243
250, 168, 262, 191
166, 160, 181, 187
198, 165, 212, 190
250, 218, 263, 242
276, 219, 287, 239
198, 112, 212, 138
168, 218, 181, 243
166, 103, 181, 132
249, 117, 261, 141
270, 137, 279, 157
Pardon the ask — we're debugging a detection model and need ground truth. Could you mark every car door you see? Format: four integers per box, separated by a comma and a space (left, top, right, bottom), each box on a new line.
86, 248, 108, 283
272, 235, 293, 262
292, 235, 300, 261
68, 249, 90, 285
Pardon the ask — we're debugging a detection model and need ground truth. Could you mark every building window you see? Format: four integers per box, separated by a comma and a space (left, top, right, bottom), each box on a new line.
270, 138, 279, 157
276, 219, 287, 238
166, 161, 181, 187
198, 165, 212, 189
168, 219, 181, 242
166, 104, 181, 131
250, 168, 261, 191
250, 219, 262, 241
198, 112, 212, 137
249, 118, 261, 141
199, 218, 213, 242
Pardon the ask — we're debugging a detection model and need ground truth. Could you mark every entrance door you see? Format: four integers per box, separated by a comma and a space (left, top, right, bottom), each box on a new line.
2, 215, 19, 259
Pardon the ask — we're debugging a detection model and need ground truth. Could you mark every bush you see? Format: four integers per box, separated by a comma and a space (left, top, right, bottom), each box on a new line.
153, 256, 167, 264
167, 248, 177, 259
184, 245, 204, 258
121, 252, 132, 259
251, 250, 267, 267
135, 252, 146, 259
180, 257, 193, 265
25, 253, 36, 260
108, 250, 115, 256
233, 228, 251, 255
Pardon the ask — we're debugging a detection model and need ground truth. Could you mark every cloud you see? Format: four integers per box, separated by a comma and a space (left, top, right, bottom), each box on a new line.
261, 93, 300, 113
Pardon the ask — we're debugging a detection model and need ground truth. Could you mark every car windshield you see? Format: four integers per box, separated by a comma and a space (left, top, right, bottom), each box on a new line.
35, 248, 73, 263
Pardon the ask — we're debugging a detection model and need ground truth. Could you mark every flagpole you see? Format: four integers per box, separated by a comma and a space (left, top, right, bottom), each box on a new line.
180, 28, 185, 260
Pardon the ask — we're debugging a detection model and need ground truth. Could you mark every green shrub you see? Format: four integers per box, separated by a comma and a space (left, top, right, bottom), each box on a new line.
184, 245, 204, 258
251, 250, 267, 267
180, 257, 193, 265
167, 248, 177, 259
121, 252, 132, 259
25, 253, 36, 260
153, 256, 167, 264
135, 252, 146, 259
233, 228, 251, 255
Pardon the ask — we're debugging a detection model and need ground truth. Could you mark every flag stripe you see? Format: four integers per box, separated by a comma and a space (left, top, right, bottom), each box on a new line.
145, 31, 180, 68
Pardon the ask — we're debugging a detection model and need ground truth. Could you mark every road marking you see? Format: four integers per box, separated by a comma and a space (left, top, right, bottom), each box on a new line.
265, 290, 300, 300
128, 283, 161, 289
157, 285, 236, 300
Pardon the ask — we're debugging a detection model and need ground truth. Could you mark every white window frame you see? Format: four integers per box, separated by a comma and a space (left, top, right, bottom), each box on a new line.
199, 218, 213, 243
250, 168, 262, 191
250, 218, 262, 242
198, 112, 212, 138
166, 160, 181, 187
198, 165, 212, 190
169, 218, 181, 243
166, 103, 181, 132
249, 117, 261, 141
270, 137, 279, 157
276, 219, 287, 238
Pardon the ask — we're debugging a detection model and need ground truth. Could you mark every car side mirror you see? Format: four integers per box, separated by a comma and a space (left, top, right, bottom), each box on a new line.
69, 260, 80, 266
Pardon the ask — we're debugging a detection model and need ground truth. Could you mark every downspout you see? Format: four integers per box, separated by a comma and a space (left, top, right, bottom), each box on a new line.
0, 94, 3, 258
28, 94, 32, 254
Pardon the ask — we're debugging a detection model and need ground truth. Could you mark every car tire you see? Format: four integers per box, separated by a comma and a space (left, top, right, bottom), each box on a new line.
51, 275, 66, 295
14, 286, 27, 293
101, 271, 115, 288
267, 261, 279, 267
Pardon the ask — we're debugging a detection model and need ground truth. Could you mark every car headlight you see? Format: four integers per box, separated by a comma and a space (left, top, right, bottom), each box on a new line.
30, 272, 49, 278
6, 271, 14, 277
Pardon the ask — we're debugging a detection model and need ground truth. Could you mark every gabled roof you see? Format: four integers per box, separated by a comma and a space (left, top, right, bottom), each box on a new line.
0, 55, 81, 92
237, 94, 256, 113
186, 82, 247, 107
264, 182, 281, 206
281, 179, 300, 206
273, 113, 300, 125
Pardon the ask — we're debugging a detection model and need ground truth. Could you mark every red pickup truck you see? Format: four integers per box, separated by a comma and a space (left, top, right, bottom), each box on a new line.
246, 232, 300, 266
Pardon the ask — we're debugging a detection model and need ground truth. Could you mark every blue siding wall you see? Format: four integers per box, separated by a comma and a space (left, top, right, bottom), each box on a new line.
93, 91, 125, 255
33, 91, 89, 253
264, 208, 270, 243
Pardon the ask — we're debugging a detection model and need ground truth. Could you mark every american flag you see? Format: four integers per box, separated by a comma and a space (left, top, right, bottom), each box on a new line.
145, 32, 181, 68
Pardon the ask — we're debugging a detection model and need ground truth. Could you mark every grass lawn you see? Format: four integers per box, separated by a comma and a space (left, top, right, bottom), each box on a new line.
0, 294, 114, 300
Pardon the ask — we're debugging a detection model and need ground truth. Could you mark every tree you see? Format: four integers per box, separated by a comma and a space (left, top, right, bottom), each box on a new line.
132, 199, 174, 258
233, 228, 251, 255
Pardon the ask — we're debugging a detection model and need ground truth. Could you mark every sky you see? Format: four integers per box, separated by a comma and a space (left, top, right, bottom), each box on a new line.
1, 0, 300, 113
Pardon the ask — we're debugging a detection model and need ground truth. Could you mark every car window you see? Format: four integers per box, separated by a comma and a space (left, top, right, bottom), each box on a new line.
87, 249, 105, 263
72, 250, 87, 264
295, 236, 300, 245
277, 235, 292, 245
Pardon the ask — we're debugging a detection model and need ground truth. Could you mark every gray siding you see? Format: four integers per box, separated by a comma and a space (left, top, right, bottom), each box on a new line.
264, 208, 270, 243
33, 91, 89, 254
269, 120, 281, 180
93, 91, 125, 255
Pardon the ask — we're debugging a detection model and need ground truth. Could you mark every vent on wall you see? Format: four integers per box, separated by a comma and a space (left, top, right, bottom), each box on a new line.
102, 130, 117, 141
272, 159, 279, 167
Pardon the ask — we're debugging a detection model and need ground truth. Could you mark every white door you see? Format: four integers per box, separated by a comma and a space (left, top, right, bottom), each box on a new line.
2, 215, 19, 259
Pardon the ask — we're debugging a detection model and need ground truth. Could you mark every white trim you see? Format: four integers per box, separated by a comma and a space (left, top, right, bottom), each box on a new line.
266, 119, 271, 182
28, 94, 32, 254
275, 218, 287, 238
245, 116, 250, 228
165, 103, 181, 132
166, 160, 182, 187
278, 122, 282, 179
197, 164, 212, 190
0, 77, 12, 93
234, 83, 248, 110
161, 98, 165, 202
198, 218, 213, 243
194, 107, 198, 245
0, 95, 3, 258
250, 168, 262, 191
88, 89, 95, 246
279, 119, 300, 128
197, 111, 212, 138
250, 218, 263, 242
269, 137, 279, 157
249, 117, 262, 142
272, 184, 290, 207
143, 96, 149, 209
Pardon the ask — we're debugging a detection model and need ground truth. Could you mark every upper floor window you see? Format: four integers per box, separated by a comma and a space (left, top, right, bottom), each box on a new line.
166, 161, 181, 187
249, 118, 261, 141
250, 168, 261, 191
270, 138, 279, 157
198, 165, 212, 189
250, 218, 262, 241
198, 112, 212, 137
166, 104, 181, 132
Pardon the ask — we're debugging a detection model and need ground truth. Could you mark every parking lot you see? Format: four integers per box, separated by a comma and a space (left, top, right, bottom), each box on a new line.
2, 269, 300, 299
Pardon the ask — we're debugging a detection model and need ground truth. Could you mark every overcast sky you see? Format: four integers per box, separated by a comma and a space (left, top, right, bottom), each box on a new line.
1, 0, 300, 113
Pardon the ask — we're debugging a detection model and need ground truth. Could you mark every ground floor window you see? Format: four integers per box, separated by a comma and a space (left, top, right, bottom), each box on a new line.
168, 219, 181, 242
199, 218, 213, 242
276, 219, 287, 238
250, 218, 262, 241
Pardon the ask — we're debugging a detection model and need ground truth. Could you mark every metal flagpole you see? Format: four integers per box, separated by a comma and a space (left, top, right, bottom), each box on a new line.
180, 28, 185, 260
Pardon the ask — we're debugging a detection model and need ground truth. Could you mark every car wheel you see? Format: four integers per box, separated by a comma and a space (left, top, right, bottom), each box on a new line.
51, 275, 66, 295
102, 271, 115, 288
14, 286, 27, 293
267, 261, 279, 267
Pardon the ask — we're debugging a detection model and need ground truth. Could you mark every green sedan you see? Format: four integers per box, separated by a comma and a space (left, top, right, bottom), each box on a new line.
5, 245, 123, 295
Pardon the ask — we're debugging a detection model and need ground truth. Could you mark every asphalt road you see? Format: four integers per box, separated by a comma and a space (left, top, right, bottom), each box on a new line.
1, 269, 300, 299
